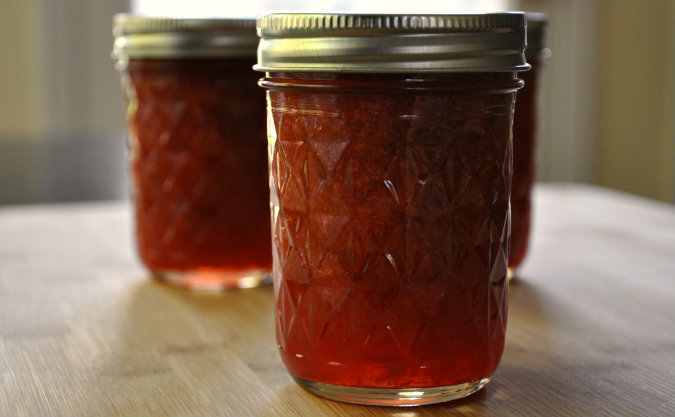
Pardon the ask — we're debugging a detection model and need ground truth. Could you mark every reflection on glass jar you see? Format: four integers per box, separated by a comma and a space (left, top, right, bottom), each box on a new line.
256, 13, 529, 406
113, 16, 271, 289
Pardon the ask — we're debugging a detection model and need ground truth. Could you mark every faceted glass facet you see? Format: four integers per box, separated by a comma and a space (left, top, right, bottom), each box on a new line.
123, 59, 272, 288
265, 73, 517, 395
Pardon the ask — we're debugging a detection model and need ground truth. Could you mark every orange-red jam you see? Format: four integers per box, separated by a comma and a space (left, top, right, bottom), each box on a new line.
263, 72, 519, 388
124, 58, 271, 285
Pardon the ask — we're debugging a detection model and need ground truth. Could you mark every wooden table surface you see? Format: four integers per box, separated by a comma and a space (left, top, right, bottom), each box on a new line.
1, 184, 673, 416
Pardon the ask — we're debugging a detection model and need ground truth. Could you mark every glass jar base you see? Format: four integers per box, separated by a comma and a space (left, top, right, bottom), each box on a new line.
293, 376, 491, 406
152, 268, 271, 290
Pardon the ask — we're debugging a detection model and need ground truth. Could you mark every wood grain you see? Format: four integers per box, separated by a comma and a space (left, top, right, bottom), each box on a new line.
1, 184, 673, 416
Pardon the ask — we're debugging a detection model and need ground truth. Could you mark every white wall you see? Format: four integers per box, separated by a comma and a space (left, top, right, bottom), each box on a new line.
593, 0, 674, 203
0, 0, 130, 204
0, 1, 43, 138
517, 0, 600, 184
0, 0, 128, 141
519, 0, 674, 202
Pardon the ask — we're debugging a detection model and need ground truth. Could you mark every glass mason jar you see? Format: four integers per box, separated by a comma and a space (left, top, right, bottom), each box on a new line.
112, 16, 271, 289
256, 13, 528, 405
509, 13, 550, 273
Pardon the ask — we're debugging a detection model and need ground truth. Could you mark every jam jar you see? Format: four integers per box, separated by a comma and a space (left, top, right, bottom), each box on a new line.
509, 13, 549, 273
112, 16, 271, 289
256, 13, 528, 405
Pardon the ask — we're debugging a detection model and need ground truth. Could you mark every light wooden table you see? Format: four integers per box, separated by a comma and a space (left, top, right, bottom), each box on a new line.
1, 184, 673, 416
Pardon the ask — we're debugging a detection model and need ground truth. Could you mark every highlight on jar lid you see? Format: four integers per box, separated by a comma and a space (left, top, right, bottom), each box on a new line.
526, 13, 551, 59
112, 14, 259, 60
254, 13, 530, 73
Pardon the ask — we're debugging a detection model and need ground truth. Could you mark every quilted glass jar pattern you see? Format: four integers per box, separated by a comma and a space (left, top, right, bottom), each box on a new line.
114, 17, 271, 289
256, 12, 528, 405
263, 71, 520, 404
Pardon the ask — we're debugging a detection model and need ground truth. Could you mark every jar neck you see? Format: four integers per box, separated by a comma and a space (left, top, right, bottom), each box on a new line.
116, 57, 256, 72
259, 71, 524, 94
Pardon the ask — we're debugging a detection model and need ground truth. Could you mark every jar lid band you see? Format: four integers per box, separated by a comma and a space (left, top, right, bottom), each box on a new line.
254, 13, 530, 73
112, 15, 258, 59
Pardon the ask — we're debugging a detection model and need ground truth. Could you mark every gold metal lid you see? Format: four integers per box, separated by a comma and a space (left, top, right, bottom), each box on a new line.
526, 13, 550, 60
254, 13, 530, 73
112, 14, 258, 59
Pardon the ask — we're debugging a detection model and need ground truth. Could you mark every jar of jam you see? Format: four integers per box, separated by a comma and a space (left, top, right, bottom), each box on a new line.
509, 13, 549, 273
255, 13, 528, 405
112, 16, 272, 289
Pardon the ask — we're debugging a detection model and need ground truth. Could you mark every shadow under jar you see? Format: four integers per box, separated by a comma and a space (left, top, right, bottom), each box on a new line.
255, 13, 529, 406
112, 16, 272, 289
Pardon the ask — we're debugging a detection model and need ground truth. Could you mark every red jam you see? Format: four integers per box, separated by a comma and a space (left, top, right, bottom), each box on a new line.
263, 72, 519, 389
124, 58, 271, 284
510, 58, 543, 269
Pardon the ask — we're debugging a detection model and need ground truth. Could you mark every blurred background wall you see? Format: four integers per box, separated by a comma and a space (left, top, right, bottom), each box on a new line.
1, 0, 128, 204
593, 0, 674, 203
520, 0, 674, 203
1, 0, 673, 204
